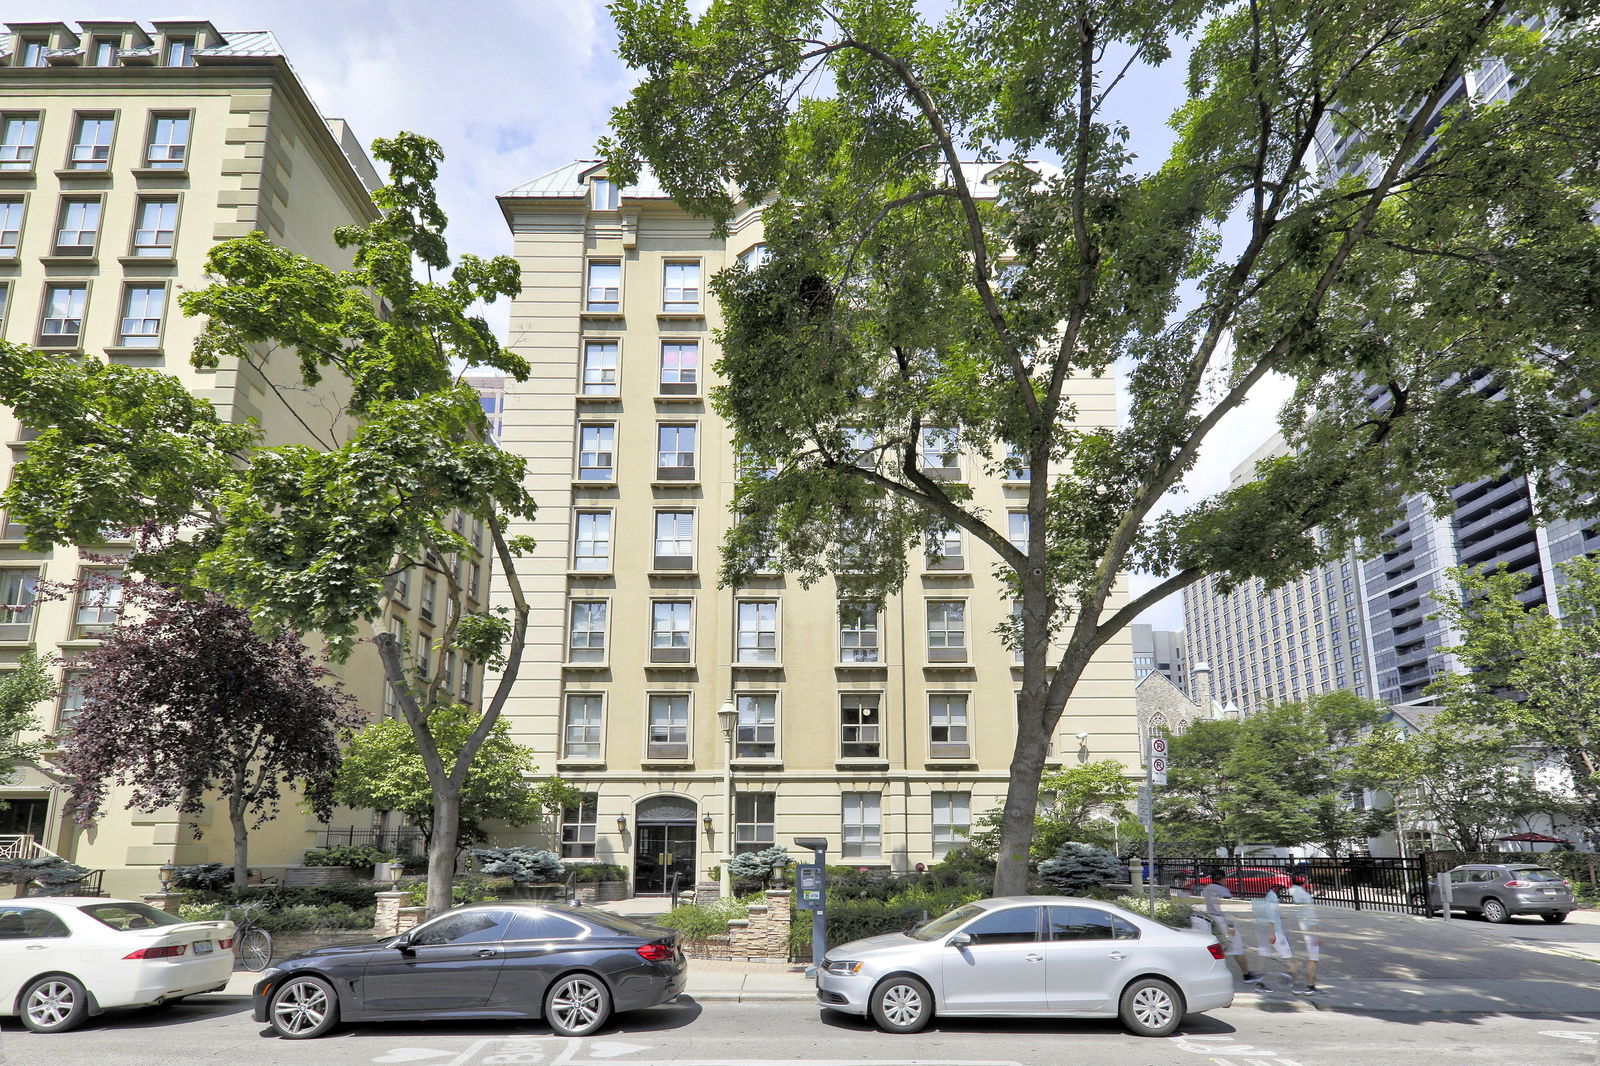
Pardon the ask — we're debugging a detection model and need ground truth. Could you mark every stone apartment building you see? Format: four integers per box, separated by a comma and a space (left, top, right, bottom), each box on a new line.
0, 20, 478, 895
487, 160, 1141, 894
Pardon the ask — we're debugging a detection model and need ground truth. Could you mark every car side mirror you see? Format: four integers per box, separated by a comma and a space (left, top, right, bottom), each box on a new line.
947, 932, 971, 948
392, 933, 414, 954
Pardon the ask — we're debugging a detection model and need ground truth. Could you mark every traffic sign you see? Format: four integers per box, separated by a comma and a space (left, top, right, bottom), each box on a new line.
1151, 756, 1168, 786
1150, 736, 1167, 757
1136, 784, 1153, 827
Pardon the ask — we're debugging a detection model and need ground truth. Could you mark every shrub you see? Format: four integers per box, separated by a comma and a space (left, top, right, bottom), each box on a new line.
172, 862, 235, 891
403, 873, 503, 907
400, 853, 429, 874
302, 844, 396, 869
653, 895, 751, 946
570, 862, 627, 882
0, 856, 92, 888
1039, 842, 1121, 894
178, 902, 227, 923
729, 846, 793, 881
1114, 893, 1195, 930
471, 847, 565, 884
176, 883, 387, 909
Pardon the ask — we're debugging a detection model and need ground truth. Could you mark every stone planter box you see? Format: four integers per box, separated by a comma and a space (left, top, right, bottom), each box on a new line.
282, 865, 358, 887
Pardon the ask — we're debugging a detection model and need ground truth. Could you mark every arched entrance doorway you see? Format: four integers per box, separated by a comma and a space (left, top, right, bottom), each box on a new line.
633, 795, 697, 896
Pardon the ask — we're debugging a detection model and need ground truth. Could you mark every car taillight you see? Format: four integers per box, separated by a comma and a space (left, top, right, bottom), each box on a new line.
637, 943, 675, 963
1207, 943, 1226, 960
218, 938, 234, 950
124, 944, 187, 959
1504, 880, 1529, 888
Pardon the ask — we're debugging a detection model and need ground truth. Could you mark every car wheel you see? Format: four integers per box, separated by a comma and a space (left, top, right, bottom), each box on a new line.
1120, 977, 1183, 1038
1542, 912, 1568, 924
20, 976, 89, 1034
269, 975, 340, 1039
870, 975, 933, 1034
1481, 897, 1510, 924
545, 973, 612, 1037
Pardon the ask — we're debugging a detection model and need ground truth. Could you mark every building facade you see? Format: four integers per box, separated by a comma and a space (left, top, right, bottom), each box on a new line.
488, 161, 1140, 892
1130, 624, 1188, 695
0, 20, 453, 894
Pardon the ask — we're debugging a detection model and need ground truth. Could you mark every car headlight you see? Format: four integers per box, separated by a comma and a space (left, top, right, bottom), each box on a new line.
823, 960, 862, 976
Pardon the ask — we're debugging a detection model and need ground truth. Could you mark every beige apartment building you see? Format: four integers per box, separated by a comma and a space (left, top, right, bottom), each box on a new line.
490, 161, 1140, 894
0, 20, 476, 896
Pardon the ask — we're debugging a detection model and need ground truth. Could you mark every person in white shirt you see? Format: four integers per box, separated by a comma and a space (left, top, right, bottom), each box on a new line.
1249, 884, 1296, 988
1288, 874, 1320, 995
1196, 875, 1256, 981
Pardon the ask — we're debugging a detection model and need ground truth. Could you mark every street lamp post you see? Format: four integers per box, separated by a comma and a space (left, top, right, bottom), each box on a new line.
718, 700, 738, 896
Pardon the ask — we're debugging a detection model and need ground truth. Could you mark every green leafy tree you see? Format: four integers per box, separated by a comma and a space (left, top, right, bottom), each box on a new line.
1350, 719, 1559, 852
605, 0, 1600, 892
332, 707, 578, 851
0, 651, 50, 799
0, 134, 533, 914
1430, 558, 1600, 834
1154, 719, 1246, 856
970, 760, 1135, 861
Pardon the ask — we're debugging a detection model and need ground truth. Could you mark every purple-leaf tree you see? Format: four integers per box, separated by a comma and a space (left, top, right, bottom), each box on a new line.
58, 582, 363, 888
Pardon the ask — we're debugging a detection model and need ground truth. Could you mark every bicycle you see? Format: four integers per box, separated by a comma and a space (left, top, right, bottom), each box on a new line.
226, 901, 274, 973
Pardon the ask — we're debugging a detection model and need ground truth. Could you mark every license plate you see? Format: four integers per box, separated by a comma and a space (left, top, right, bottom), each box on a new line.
192, 940, 213, 955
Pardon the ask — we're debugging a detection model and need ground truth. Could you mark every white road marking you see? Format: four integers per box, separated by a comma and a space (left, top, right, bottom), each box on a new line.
1540, 1030, 1599, 1044
373, 1037, 1024, 1066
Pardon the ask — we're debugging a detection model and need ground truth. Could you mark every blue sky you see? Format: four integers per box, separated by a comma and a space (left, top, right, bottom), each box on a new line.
20, 3, 1290, 630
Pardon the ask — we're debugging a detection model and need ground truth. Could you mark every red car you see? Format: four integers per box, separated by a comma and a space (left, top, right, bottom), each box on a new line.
1217, 867, 1311, 899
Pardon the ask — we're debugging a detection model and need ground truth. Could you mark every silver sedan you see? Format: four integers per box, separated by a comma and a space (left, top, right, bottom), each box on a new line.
815, 895, 1233, 1037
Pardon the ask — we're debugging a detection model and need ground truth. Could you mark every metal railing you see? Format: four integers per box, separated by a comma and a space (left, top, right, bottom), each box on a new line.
313, 827, 426, 857
1148, 854, 1432, 915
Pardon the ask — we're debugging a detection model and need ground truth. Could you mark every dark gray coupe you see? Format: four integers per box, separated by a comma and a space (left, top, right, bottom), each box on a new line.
251, 902, 686, 1039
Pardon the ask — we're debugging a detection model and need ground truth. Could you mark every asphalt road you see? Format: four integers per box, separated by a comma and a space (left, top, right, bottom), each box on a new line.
4, 997, 1599, 1066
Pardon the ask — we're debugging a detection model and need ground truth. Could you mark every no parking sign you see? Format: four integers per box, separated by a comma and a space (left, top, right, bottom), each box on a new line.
1149, 736, 1168, 786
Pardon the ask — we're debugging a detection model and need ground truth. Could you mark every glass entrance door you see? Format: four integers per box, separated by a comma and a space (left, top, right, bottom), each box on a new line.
634, 823, 697, 895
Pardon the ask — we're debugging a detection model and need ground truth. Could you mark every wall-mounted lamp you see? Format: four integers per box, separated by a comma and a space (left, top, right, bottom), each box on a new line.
1075, 731, 1089, 743
701, 813, 714, 833
616, 813, 628, 833
718, 700, 739, 740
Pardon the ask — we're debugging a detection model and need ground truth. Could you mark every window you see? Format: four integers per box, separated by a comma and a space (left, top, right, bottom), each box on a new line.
420, 578, 436, 623
659, 340, 698, 395
412, 909, 515, 947
736, 600, 777, 663
58, 669, 89, 727
735, 792, 775, 850
647, 694, 689, 759
118, 284, 165, 347
573, 510, 612, 571
568, 600, 607, 664
653, 511, 693, 570
1011, 601, 1024, 663
926, 528, 963, 570
1008, 511, 1029, 552
931, 791, 970, 858
54, 199, 101, 256
460, 663, 474, 703
577, 423, 615, 481
416, 632, 430, 679
1004, 446, 1029, 482
656, 423, 697, 479
838, 602, 879, 663
0, 907, 69, 939
132, 197, 177, 256
590, 177, 619, 210
93, 38, 120, 66
1049, 905, 1138, 941
145, 113, 189, 169
738, 243, 767, 269
929, 693, 970, 759
919, 427, 959, 475
662, 260, 700, 312
650, 600, 692, 662
0, 197, 21, 256
926, 600, 967, 662
0, 115, 39, 171
39, 283, 87, 348
563, 695, 603, 759
73, 569, 122, 639
963, 907, 1040, 945
0, 569, 39, 641
840, 694, 881, 758
165, 38, 194, 67
561, 792, 599, 858
69, 114, 114, 170
580, 340, 618, 396
469, 560, 482, 600
842, 792, 882, 859
735, 693, 776, 758
586, 261, 620, 312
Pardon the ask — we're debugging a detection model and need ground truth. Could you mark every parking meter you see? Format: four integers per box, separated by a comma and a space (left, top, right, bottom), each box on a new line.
795, 837, 827, 975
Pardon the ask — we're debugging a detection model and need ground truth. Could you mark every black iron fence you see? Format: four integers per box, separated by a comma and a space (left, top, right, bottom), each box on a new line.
314, 827, 427, 857
1142, 854, 1433, 916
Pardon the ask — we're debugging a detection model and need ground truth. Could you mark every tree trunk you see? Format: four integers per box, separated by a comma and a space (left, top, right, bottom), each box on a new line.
993, 723, 1052, 895
229, 796, 250, 890
425, 788, 461, 918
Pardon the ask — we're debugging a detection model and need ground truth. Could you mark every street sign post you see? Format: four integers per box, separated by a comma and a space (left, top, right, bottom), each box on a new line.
1144, 736, 1171, 913
1136, 784, 1153, 828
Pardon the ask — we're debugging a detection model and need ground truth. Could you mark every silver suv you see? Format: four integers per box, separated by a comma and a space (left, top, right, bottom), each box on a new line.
1421, 864, 1576, 923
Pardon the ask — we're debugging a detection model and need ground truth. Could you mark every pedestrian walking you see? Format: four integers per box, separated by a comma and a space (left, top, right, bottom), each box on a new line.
1197, 874, 1257, 982
1248, 883, 1297, 989
1288, 874, 1320, 995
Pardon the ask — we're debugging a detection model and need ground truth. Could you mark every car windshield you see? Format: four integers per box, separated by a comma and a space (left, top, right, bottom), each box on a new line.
910, 904, 983, 942
1511, 868, 1565, 882
80, 902, 186, 930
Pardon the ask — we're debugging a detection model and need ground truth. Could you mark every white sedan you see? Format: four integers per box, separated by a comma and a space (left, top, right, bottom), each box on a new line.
0, 897, 235, 1032
816, 895, 1233, 1037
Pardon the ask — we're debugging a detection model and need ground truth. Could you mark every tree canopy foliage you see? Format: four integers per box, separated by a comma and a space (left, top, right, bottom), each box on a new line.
605, 0, 1600, 891
970, 760, 1135, 860
58, 582, 362, 887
